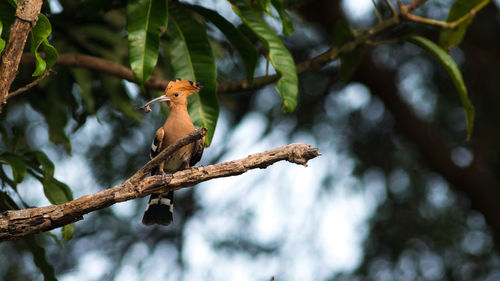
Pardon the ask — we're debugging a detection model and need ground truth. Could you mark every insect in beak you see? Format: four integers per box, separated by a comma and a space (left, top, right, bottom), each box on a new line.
140, 96, 171, 113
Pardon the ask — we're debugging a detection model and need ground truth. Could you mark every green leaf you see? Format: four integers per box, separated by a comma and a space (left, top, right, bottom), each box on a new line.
126, 0, 168, 85
232, 2, 298, 113
0, 1, 16, 38
62, 223, 75, 241
42, 40, 58, 70
25, 236, 58, 281
28, 71, 73, 154
258, 0, 271, 13
0, 153, 27, 184
72, 69, 95, 112
7, 0, 17, 8
102, 76, 142, 121
339, 46, 366, 82
26, 156, 73, 207
405, 35, 474, 139
439, 0, 489, 49
44, 231, 64, 247
27, 151, 55, 185
0, 190, 19, 211
76, 0, 116, 18
43, 178, 73, 205
271, 0, 294, 35
72, 24, 126, 61
0, 166, 17, 190
0, 21, 5, 53
31, 14, 56, 77
168, 3, 219, 146
331, 20, 365, 82
0, 125, 29, 154
331, 20, 353, 46
187, 4, 258, 85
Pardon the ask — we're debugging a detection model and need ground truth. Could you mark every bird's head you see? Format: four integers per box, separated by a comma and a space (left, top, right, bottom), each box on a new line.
141, 78, 202, 112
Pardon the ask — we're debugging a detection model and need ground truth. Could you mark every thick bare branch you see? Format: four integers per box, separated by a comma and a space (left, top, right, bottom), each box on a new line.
20, 53, 168, 91
0, 0, 43, 112
0, 143, 320, 241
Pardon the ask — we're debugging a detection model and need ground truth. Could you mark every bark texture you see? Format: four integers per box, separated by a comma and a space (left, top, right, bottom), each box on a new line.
0, 0, 43, 111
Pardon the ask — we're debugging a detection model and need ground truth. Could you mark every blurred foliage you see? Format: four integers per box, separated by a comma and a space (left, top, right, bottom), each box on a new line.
0, 0, 499, 280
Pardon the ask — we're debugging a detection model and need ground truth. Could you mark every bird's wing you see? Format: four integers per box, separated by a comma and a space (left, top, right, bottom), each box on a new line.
150, 127, 165, 175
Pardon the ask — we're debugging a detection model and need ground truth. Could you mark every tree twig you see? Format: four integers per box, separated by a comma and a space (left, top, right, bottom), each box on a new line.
402, 0, 489, 29
0, 141, 320, 241
405, 0, 428, 11
7, 70, 55, 99
371, 0, 383, 24
384, 0, 397, 16
0, 0, 43, 112
403, 13, 450, 27
396, 0, 403, 9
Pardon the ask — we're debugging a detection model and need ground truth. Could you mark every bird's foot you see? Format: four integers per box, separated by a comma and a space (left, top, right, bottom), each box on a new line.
161, 171, 169, 185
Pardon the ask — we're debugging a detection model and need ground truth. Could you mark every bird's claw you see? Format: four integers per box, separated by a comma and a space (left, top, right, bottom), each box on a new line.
161, 171, 169, 184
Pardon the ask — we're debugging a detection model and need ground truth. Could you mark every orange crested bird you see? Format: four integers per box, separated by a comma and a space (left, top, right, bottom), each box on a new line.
140, 78, 204, 226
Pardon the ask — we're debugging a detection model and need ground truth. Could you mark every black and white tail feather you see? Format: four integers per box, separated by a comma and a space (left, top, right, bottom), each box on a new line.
142, 131, 175, 226
142, 129, 204, 226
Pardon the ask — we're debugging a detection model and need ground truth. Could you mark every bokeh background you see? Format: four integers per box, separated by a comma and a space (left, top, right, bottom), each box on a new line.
2, 0, 500, 280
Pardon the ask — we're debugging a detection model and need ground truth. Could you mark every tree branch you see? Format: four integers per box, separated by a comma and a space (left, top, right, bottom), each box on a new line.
18, 0, 429, 95
0, 140, 320, 241
401, 0, 489, 29
7, 69, 54, 99
20, 53, 168, 91
0, 0, 43, 112
405, 0, 428, 11
384, 0, 397, 16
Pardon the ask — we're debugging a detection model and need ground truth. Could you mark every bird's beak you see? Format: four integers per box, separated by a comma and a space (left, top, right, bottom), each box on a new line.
140, 96, 170, 113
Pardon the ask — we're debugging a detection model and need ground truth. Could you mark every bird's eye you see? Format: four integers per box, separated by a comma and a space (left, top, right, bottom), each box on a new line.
174, 93, 179, 97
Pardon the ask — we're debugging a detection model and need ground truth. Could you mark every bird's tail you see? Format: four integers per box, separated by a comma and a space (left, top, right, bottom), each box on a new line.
142, 191, 174, 226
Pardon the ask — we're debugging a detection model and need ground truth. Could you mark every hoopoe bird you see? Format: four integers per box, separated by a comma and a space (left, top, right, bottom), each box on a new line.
140, 79, 204, 226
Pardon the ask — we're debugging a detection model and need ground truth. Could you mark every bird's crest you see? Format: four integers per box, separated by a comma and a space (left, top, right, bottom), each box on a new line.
140, 79, 202, 113
166, 78, 202, 94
